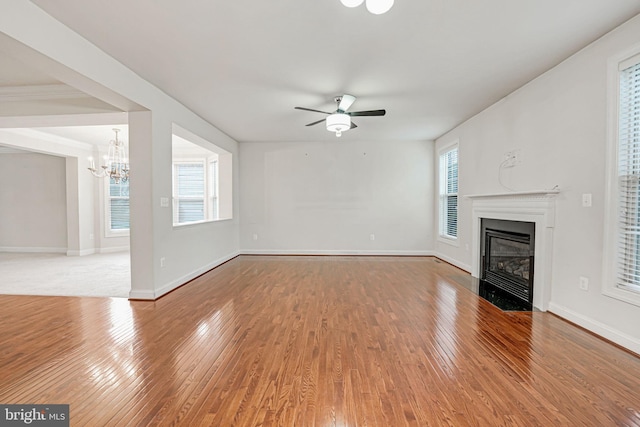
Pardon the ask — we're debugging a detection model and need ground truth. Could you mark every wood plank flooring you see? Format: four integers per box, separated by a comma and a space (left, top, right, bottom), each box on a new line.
1, 255, 639, 426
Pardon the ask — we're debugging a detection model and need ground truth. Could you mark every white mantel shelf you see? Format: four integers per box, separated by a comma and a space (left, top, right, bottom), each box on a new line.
465, 189, 560, 199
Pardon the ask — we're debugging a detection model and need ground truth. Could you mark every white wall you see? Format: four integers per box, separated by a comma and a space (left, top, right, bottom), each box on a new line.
240, 139, 434, 254
0, 152, 67, 252
0, 125, 133, 256
0, 2, 240, 299
435, 14, 640, 353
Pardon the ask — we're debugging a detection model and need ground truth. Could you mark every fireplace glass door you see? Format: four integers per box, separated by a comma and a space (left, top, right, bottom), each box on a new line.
488, 235, 530, 282
483, 229, 534, 303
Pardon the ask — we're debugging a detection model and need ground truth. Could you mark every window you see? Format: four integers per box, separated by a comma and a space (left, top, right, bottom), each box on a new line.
173, 162, 206, 224
106, 173, 129, 235
172, 124, 232, 225
172, 159, 220, 225
439, 145, 458, 241
604, 50, 640, 306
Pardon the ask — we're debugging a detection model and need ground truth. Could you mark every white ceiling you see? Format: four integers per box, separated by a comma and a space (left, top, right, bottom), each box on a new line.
11, 1, 640, 143
0, 55, 58, 87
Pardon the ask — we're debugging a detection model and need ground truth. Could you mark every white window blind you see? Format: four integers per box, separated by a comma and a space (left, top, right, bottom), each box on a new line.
109, 175, 129, 230
439, 147, 458, 239
616, 58, 640, 294
174, 162, 205, 224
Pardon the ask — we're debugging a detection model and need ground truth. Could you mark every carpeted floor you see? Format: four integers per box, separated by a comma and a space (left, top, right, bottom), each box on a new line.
0, 252, 130, 298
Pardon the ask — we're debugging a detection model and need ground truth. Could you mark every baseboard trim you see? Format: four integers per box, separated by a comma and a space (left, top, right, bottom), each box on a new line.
548, 302, 640, 355
432, 252, 471, 273
240, 249, 435, 256
0, 246, 66, 254
68, 246, 129, 256
67, 248, 96, 256
149, 251, 242, 300
128, 289, 156, 300
98, 246, 130, 254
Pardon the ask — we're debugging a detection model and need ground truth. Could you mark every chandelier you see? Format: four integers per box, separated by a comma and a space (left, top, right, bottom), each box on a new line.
88, 128, 129, 184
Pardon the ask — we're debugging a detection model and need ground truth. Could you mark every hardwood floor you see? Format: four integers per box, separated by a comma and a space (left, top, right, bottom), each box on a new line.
1, 255, 639, 426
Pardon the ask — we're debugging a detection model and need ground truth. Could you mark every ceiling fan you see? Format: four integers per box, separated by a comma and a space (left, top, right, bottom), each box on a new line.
295, 94, 386, 137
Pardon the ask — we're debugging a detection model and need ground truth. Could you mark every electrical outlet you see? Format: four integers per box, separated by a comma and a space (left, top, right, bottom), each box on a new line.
160, 257, 166, 268
579, 276, 589, 291
370, 234, 375, 241
253, 233, 258, 241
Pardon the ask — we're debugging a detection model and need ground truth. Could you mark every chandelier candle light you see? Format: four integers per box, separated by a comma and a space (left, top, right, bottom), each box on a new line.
88, 128, 129, 184
340, 0, 394, 14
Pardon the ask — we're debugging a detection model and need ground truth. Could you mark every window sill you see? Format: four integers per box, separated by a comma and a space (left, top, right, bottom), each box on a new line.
603, 285, 640, 308
437, 235, 459, 247
173, 217, 233, 228
105, 230, 130, 238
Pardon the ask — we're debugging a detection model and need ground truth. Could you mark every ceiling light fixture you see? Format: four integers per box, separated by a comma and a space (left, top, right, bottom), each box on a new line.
365, 0, 394, 14
340, 0, 393, 14
326, 113, 351, 137
340, 0, 364, 7
87, 128, 130, 184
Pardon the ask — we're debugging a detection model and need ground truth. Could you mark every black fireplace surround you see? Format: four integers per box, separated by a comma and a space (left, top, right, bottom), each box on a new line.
480, 219, 535, 311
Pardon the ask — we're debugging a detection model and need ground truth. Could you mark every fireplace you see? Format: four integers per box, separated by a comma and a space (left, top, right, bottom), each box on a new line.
480, 219, 535, 310
469, 190, 558, 311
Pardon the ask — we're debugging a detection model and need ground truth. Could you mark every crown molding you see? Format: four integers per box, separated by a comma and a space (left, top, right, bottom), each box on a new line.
0, 145, 31, 154
0, 84, 90, 102
0, 128, 93, 152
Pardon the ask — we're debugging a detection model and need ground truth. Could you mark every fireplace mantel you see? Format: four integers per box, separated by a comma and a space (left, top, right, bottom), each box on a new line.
465, 189, 560, 199
469, 190, 559, 311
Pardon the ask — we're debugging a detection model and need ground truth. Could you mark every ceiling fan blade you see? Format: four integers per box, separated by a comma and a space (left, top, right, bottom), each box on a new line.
306, 118, 326, 127
338, 94, 356, 112
295, 106, 332, 115
348, 109, 386, 117
350, 121, 358, 129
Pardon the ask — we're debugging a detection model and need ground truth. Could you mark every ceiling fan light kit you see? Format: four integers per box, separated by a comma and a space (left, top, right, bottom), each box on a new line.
340, 0, 393, 14
326, 113, 351, 137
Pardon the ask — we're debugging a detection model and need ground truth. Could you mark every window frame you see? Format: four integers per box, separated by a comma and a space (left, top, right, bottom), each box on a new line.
603, 45, 640, 307
208, 158, 219, 221
438, 141, 459, 245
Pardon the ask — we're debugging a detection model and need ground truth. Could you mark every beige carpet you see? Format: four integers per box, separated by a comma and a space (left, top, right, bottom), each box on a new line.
0, 251, 130, 298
